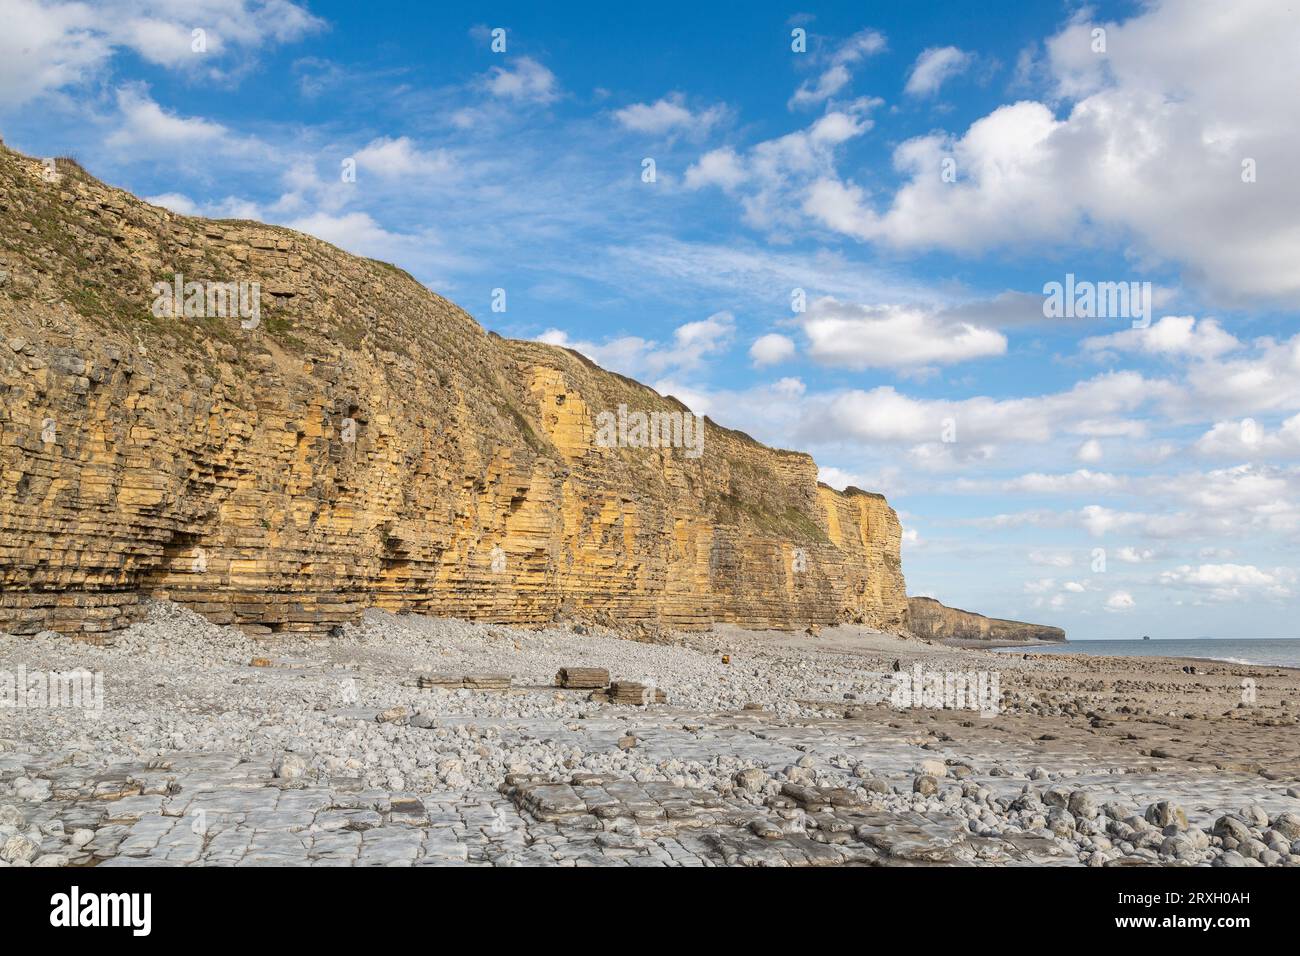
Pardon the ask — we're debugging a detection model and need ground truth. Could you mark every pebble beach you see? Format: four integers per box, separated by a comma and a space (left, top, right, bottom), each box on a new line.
2, 601, 1298, 867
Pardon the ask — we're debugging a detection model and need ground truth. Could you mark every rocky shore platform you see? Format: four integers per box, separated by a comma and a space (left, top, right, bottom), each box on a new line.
2, 602, 1297, 867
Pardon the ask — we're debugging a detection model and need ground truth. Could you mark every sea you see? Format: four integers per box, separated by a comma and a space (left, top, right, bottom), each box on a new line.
991, 638, 1300, 669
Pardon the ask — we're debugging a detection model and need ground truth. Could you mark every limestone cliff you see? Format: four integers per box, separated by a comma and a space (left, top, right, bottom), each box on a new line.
0, 146, 908, 638
906, 597, 1065, 644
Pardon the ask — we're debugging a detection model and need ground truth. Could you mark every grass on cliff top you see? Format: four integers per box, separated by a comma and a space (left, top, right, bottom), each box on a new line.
714, 493, 830, 544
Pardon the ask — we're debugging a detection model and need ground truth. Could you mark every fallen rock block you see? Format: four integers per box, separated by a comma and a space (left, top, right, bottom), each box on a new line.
555, 666, 610, 689
463, 674, 512, 690
609, 682, 667, 705
417, 674, 462, 688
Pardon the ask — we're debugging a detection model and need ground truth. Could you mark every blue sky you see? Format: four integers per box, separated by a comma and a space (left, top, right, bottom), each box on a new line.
3, 0, 1300, 638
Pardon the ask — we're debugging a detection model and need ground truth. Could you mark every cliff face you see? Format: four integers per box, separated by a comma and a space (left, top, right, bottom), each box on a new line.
0, 147, 908, 638
906, 597, 1065, 644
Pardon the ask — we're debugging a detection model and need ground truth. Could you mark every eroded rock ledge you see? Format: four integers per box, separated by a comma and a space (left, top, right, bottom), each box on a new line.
0, 146, 906, 638
906, 597, 1065, 645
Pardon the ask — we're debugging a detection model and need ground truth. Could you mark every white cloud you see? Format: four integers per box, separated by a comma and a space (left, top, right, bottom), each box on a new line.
799, 369, 1157, 446
1004, 470, 1127, 495
481, 56, 558, 104
800, 296, 1006, 370
749, 333, 795, 367
1083, 316, 1241, 361
1076, 438, 1103, 463
803, 100, 1076, 249
120, 17, 207, 67
1028, 549, 1075, 568
818, 466, 863, 491
537, 311, 735, 382
0, 0, 323, 107
771, 376, 805, 397
972, 464, 1300, 545
1166, 464, 1297, 516
903, 46, 972, 97
788, 64, 851, 110
614, 93, 724, 137
912, 7, 1300, 301
1158, 563, 1294, 601
1104, 591, 1135, 612
1194, 414, 1300, 460
1172, 333, 1300, 418
645, 379, 714, 417
683, 148, 747, 191
145, 192, 200, 215
709, 3, 1300, 305
684, 100, 881, 233
788, 29, 885, 110
1115, 547, 1155, 563
105, 85, 228, 147
0, 0, 112, 108
353, 137, 454, 179
1075, 420, 1148, 438
285, 210, 395, 247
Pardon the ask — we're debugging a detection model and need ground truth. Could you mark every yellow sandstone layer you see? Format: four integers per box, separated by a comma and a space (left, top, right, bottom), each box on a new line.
0, 145, 907, 638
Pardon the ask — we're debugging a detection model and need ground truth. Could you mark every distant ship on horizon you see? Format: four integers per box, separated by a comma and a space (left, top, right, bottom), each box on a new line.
1143, 635, 1151, 640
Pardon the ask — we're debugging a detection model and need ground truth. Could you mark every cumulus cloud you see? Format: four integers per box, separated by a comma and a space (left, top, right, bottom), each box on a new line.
537, 312, 735, 381
1193, 414, 1300, 460
1076, 439, 1103, 463
705, 2, 1300, 305
1025, 575, 1095, 609
799, 296, 1006, 370
144, 191, 201, 215
1158, 563, 1294, 601
684, 100, 881, 233
749, 333, 795, 367
110, 85, 223, 144
481, 56, 558, 104
1104, 591, 1135, 612
0, 0, 323, 106
283, 211, 410, 257
788, 64, 852, 110
797, 369, 1157, 447
903, 46, 972, 97
683, 148, 747, 190
1083, 316, 1241, 361
614, 93, 724, 137
353, 137, 454, 179
1171, 333, 1300, 419
818, 466, 864, 491
771, 376, 805, 397
1114, 547, 1156, 563
969, 465, 1300, 545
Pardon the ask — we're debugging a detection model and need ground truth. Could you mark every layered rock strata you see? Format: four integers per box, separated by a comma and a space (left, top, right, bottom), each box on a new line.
0, 146, 907, 638
907, 597, 1066, 644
